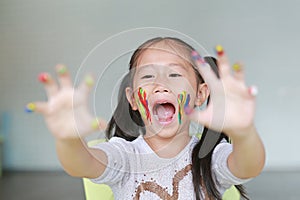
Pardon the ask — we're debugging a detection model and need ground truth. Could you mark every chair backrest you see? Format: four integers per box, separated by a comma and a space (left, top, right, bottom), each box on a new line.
83, 178, 114, 200
82, 139, 240, 200
83, 139, 114, 200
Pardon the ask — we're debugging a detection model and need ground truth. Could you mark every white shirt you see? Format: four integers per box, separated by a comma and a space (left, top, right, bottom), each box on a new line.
90, 136, 250, 199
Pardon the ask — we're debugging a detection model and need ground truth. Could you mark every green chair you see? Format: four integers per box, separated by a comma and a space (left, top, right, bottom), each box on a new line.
83, 139, 240, 200
83, 139, 114, 200
83, 178, 114, 200
83, 178, 239, 200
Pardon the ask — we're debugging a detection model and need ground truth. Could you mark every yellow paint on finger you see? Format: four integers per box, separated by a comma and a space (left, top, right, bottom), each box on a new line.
232, 63, 241, 72
91, 118, 100, 130
25, 103, 36, 113
85, 75, 94, 87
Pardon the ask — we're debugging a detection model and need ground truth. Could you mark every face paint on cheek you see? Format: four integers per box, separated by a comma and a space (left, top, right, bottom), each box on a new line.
137, 87, 151, 122
177, 91, 191, 124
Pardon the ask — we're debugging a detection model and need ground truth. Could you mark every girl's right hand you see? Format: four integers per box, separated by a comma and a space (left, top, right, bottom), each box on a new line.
26, 64, 107, 140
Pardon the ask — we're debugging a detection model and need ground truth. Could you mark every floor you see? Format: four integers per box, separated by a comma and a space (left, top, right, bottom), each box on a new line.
244, 170, 300, 200
0, 171, 85, 200
0, 170, 299, 200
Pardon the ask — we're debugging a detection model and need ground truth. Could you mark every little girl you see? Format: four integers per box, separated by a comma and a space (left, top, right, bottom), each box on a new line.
27, 37, 265, 199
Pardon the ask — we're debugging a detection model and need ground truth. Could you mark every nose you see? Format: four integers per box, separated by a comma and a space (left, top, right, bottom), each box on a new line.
153, 84, 170, 93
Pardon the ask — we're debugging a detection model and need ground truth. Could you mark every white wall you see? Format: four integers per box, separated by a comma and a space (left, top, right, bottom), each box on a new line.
0, 0, 299, 170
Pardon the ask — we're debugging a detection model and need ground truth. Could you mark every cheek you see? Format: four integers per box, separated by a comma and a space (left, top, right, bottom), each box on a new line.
135, 87, 152, 122
133, 77, 153, 94
177, 91, 192, 124
171, 75, 197, 93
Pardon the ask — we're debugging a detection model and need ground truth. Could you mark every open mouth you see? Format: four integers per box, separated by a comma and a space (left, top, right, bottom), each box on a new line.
153, 102, 176, 124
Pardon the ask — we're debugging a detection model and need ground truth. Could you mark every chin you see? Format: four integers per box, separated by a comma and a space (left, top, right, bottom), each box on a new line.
145, 120, 189, 140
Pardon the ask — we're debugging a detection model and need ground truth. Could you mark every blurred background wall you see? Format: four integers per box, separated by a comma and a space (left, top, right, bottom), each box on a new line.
0, 0, 299, 171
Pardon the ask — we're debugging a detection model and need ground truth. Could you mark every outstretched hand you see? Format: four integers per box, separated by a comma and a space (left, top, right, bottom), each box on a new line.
189, 47, 257, 138
26, 64, 107, 140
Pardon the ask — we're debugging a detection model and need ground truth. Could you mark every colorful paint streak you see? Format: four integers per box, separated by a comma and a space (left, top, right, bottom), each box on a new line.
137, 87, 151, 122
177, 91, 190, 124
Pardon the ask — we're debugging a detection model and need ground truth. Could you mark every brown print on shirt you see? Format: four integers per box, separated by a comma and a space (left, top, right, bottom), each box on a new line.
133, 164, 192, 200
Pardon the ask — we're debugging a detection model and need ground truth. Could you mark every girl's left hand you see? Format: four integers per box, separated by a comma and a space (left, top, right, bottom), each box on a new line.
189, 47, 257, 138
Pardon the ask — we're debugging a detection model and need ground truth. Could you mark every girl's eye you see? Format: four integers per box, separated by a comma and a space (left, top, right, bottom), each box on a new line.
169, 73, 182, 77
141, 75, 154, 79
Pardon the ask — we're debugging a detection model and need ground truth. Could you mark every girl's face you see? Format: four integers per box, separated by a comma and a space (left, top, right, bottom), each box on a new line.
126, 47, 208, 138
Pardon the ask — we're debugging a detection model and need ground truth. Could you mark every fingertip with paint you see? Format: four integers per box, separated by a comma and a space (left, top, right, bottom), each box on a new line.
184, 106, 193, 115
85, 75, 94, 87
191, 50, 206, 65
215, 45, 224, 56
249, 85, 258, 97
191, 50, 200, 60
56, 64, 68, 75
38, 73, 50, 83
25, 103, 36, 113
232, 63, 242, 72
91, 118, 99, 130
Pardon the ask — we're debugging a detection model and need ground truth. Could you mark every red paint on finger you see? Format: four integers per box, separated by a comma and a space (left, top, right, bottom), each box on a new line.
38, 73, 50, 83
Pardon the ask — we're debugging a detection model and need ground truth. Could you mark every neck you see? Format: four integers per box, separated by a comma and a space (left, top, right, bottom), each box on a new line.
143, 131, 191, 158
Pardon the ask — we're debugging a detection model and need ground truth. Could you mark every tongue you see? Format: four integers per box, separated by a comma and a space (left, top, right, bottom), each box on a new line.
156, 104, 175, 120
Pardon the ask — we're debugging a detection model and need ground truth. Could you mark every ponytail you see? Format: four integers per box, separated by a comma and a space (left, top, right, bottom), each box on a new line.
192, 127, 249, 199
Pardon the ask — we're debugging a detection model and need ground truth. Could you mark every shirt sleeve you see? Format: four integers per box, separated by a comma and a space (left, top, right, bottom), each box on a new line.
211, 141, 252, 191
89, 137, 130, 185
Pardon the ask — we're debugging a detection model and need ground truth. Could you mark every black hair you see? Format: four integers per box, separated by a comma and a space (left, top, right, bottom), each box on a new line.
105, 37, 249, 199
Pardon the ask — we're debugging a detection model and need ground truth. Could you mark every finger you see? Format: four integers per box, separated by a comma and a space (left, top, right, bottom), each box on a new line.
78, 74, 95, 96
232, 62, 245, 81
215, 45, 231, 78
248, 85, 258, 97
204, 56, 220, 79
185, 106, 211, 129
91, 117, 107, 131
186, 99, 226, 132
191, 51, 218, 86
38, 72, 58, 97
25, 102, 48, 114
185, 105, 221, 159
56, 64, 73, 88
